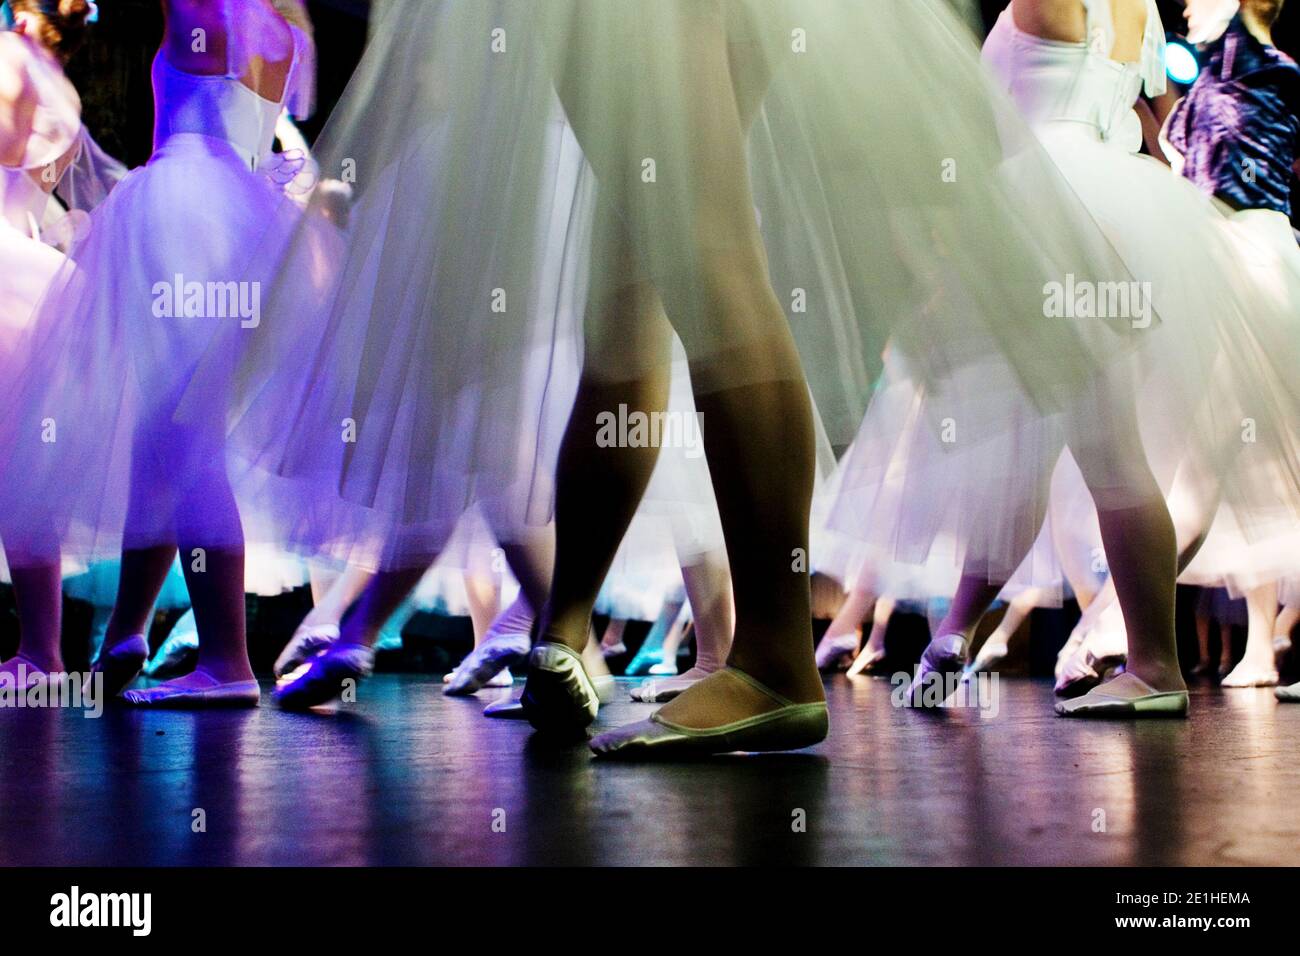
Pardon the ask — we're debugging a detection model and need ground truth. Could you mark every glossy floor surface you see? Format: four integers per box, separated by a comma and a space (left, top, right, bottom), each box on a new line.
1, 674, 1295, 866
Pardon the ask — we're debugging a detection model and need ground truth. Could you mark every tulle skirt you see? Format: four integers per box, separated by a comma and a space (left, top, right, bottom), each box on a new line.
202, 0, 1159, 571
826, 131, 1300, 585
0, 133, 335, 562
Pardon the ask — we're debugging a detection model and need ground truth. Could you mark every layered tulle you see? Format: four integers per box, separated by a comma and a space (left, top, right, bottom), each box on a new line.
826, 6, 1300, 588
0, 134, 337, 561
201, 0, 1159, 572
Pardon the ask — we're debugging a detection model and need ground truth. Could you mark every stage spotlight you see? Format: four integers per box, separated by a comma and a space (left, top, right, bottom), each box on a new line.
1166, 38, 1202, 85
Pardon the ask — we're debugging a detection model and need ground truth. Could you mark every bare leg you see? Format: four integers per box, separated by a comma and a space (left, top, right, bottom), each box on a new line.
1221, 582, 1280, 687
1274, 603, 1298, 668
1194, 601, 1215, 675
846, 595, 895, 676
969, 587, 1046, 673
815, 562, 876, 670
104, 545, 178, 651
2, 562, 64, 674
679, 550, 734, 677
463, 567, 502, 646
180, 544, 253, 683
303, 564, 374, 631
338, 567, 431, 649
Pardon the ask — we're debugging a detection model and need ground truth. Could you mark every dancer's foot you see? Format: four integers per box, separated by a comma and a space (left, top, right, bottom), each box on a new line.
1219, 660, 1279, 688
273, 623, 339, 678
274, 642, 374, 710
1190, 658, 1217, 679
600, 642, 627, 660
814, 632, 859, 672
1054, 629, 1087, 681
647, 660, 678, 677
845, 643, 886, 677
1054, 672, 1188, 718
143, 614, 199, 678
1274, 634, 1293, 670
0, 654, 55, 690
905, 634, 968, 706
487, 668, 514, 687
965, 639, 1009, 676
122, 668, 260, 708
443, 631, 530, 696
482, 693, 527, 719
591, 668, 828, 758
88, 634, 149, 698
1054, 648, 1127, 698
1274, 681, 1300, 702
520, 641, 600, 737
631, 666, 716, 703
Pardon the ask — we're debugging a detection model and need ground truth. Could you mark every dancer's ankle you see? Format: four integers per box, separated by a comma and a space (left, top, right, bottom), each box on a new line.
725, 651, 825, 703
532, 606, 589, 653
1126, 658, 1186, 693
8, 650, 62, 673
193, 656, 255, 684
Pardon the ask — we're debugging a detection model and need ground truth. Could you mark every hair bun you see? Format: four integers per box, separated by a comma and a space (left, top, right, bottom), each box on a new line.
58, 0, 91, 22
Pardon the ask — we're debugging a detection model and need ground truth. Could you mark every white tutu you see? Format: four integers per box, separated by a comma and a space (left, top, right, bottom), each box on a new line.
211, 0, 1159, 577
827, 0, 1300, 585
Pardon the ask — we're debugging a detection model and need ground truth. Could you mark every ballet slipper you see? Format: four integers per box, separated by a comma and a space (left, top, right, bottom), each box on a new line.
1219, 661, 1279, 688
86, 634, 148, 698
1054, 672, 1188, 718
814, 632, 859, 672
965, 639, 1009, 677
845, 643, 886, 677
600, 642, 627, 660
273, 623, 340, 678
443, 632, 530, 697
487, 668, 514, 687
647, 661, 678, 676
122, 668, 260, 708
1274, 681, 1300, 702
905, 634, 968, 706
1054, 648, 1128, 698
482, 694, 527, 719
591, 668, 828, 758
520, 641, 600, 736
0, 655, 53, 691
274, 642, 374, 710
630, 666, 715, 703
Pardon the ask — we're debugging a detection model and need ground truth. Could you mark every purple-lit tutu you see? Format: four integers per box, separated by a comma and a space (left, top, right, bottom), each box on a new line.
0, 132, 326, 560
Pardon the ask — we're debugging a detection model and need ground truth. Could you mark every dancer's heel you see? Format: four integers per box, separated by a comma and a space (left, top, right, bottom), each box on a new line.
591, 668, 828, 758
86, 634, 149, 698
520, 641, 600, 736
